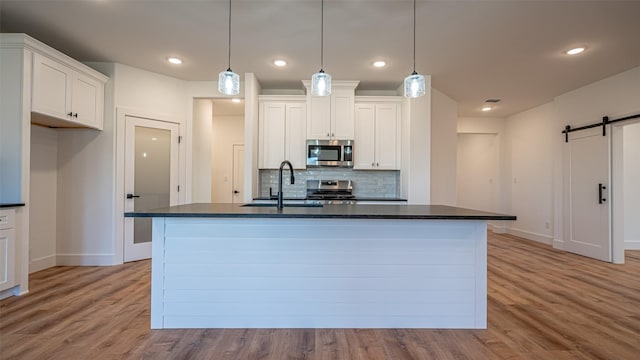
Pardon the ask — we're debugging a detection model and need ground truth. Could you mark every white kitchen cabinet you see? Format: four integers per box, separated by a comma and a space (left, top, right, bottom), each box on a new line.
303, 81, 359, 140
354, 99, 402, 170
32, 52, 105, 130
0, 209, 16, 292
259, 96, 306, 169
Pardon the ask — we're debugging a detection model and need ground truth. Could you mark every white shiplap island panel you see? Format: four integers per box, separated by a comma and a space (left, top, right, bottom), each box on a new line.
151, 217, 487, 329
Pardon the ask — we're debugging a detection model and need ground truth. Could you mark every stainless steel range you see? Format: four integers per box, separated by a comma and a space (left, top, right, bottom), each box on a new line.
306, 180, 356, 204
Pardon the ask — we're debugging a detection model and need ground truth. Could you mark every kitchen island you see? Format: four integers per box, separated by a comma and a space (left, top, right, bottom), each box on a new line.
126, 203, 515, 329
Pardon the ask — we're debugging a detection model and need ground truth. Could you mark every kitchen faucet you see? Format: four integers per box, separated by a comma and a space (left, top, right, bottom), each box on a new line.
277, 160, 295, 209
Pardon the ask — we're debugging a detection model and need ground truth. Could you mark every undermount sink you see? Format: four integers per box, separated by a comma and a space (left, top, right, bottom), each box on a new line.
242, 203, 323, 208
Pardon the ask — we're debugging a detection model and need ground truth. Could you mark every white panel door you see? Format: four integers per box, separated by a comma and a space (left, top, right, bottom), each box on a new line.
71, 73, 100, 128
457, 133, 498, 212
354, 104, 376, 169
375, 103, 399, 170
124, 116, 179, 262
285, 102, 306, 169
259, 102, 285, 169
566, 129, 611, 261
32, 53, 72, 119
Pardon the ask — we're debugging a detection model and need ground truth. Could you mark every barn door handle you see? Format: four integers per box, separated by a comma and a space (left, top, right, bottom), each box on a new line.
598, 183, 607, 204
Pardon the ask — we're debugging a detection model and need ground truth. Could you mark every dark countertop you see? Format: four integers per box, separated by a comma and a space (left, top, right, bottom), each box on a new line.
0, 203, 25, 208
125, 203, 516, 221
253, 197, 407, 202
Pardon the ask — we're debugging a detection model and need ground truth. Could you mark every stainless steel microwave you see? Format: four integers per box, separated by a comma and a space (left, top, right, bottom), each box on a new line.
306, 140, 353, 168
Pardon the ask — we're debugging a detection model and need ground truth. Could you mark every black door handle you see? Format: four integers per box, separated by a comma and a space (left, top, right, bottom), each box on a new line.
598, 183, 606, 204
233, 190, 240, 194
126, 193, 140, 199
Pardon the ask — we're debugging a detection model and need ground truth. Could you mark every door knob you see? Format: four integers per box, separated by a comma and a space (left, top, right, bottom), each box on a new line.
126, 193, 140, 199
233, 190, 240, 194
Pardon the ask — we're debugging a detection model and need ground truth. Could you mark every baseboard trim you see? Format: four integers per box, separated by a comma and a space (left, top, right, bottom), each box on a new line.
625, 240, 640, 250
553, 238, 564, 249
490, 224, 507, 234
507, 227, 553, 245
29, 254, 56, 273
56, 253, 116, 266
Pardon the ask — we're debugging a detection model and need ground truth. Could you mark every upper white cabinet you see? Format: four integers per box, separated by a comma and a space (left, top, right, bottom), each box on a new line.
32, 52, 105, 130
259, 96, 307, 169
303, 80, 359, 140
354, 98, 402, 170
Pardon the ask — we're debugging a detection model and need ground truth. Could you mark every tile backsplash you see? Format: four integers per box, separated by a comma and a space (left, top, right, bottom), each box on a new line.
258, 168, 400, 198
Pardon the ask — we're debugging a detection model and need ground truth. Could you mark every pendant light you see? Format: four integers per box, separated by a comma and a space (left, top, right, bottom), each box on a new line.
311, 0, 331, 96
218, 0, 240, 95
404, 0, 425, 98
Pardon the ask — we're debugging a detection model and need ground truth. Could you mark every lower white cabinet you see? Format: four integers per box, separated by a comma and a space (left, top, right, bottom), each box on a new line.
354, 99, 402, 170
259, 96, 307, 169
0, 209, 16, 292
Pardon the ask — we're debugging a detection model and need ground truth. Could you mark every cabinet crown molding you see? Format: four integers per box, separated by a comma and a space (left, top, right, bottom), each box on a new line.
0, 33, 108, 82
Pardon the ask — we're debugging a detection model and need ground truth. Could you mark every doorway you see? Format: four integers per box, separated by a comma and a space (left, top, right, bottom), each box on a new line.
456, 133, 499, 212
123, 116, 179, 262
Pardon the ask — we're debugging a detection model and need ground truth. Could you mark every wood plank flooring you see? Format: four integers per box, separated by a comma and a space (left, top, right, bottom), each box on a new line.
1, 232, 639, 360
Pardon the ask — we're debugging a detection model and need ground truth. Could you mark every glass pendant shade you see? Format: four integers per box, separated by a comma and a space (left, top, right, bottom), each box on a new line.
404, 71, 426, 98
311, 70, 332, 96
218, 69, 240, 96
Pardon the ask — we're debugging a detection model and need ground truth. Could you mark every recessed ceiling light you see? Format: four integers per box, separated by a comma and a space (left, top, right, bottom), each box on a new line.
566, 47, 585, 55
167, 57, 182, 65
373, 60, 386, 68
481, 106, 492, 112
232, 98, 241, 103
274, 59, 287, 67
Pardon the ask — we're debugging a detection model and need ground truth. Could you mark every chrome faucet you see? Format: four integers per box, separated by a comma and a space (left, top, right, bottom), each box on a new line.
277, 160, 295, 209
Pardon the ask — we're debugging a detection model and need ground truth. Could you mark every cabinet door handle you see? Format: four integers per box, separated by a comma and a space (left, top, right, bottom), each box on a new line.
331, 133, 335, 137
326, 133, 330, 137
233, 190, 239, 194
73, 113, 78, 118
126, 193, 140, 199
371, 162, 375, 167
598, 183, 607, 204
376, 162, 379, 167
67, 112, 73, 117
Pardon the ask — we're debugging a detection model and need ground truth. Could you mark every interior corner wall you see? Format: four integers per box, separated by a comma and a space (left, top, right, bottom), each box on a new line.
505, 102, 555, 244
56, 62, 116, 266
192, 99, 213, 202
430, 89, 457, 206
623, 121, 640, 249
211, 115, 245, 203
29, 125, 58, 272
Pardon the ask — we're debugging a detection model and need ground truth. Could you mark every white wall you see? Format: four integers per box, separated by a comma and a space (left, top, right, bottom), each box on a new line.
623, 121, 640, 249
29, 125, 57, 272
505, 103, 555, 244
211, 115, 244, 203
430, 89, 457, 206
401, 77, 432, 205
192, 99, 213, 202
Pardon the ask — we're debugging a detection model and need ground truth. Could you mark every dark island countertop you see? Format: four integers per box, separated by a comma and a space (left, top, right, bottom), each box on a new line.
0, 203, 25, 208
125, 203, 516, 221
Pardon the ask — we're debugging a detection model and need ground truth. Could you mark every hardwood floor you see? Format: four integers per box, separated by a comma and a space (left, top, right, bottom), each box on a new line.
1, 232, 639, 360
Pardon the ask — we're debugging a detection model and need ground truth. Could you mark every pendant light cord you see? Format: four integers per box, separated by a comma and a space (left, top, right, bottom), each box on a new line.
412, 0, 416, 74
320, 0, 324, 71
227, 0, 232, 71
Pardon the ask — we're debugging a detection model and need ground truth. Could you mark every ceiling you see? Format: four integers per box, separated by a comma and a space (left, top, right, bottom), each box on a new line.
1, 0, 639, 118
